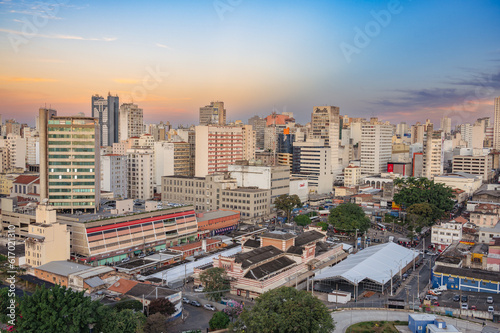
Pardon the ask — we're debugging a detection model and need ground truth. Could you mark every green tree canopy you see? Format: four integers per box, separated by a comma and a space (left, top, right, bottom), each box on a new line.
114, 299, 144, 312
18, 285, 105, 333
294, 214, 311, 227
148, 298, 176, 317
96, 308, 146, 333
273, 194, 302, 223
328, 203, 370, 234
209, 311, 231, 330
230, 287, 335, 333
393, 177, 454, 213
199, 267, 230, 302
0, 287, 20, 325
143, 312, 168, 333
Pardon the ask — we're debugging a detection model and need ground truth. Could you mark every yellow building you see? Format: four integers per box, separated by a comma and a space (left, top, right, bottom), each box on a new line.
25, 204, 70, 267
0, 173, 17, 195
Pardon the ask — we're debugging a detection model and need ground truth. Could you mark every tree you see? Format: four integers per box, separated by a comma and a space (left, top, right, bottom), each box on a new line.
223, 300, 244, 322
273, 194, 302, 223
230, 287, 335, 333
199, 267, 230, 302
148, 298, 176, 317
114, 299, 144, 312
143, 312, 167, 333
294, 214, 311, 227
0, 287, 20, 325
328, 203, 370, 234
18, 285, 105, 333
209, 311, 230, 330
96, 308, 146, 333
317, 222, 329, 231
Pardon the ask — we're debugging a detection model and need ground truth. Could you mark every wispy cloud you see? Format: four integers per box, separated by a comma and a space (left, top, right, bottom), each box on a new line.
0, 28, 116, 41
9, 9, 62, 20
155, 43, 173, 50
113, 79, 141, 84
0, 77, 58, 83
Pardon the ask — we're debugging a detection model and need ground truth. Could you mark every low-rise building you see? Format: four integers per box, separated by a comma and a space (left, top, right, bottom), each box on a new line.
220, 187, 270, 221
196, 210, 240, 237
486, 237, 500, 272
479, 224, 500, 244
169, 238, 223, 259
433, 173, 482, 196
10, 174, 40, 202
344, 165, 361, 186
452, 153, 494, 182
34, 261, 90, 287
470, 204, 500, 228
431, 220, 463, 251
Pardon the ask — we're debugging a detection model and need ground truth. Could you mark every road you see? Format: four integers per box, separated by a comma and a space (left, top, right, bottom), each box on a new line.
331, 309, 486, 333
170, 301, 214, 333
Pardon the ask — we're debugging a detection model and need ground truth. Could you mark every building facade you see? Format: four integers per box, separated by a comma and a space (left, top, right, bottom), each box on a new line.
423, 125, 444, 179
199, 101, 226, 126
127, 147, 155, 200
310, 106, 341, 176
452, 153, 493, 182
119, 103, 144, 142
91, 94, 119, 146
100, 154, 128, 199
360, 123, 392, 175
292, 139, 333, 194
431, 220, 463, 251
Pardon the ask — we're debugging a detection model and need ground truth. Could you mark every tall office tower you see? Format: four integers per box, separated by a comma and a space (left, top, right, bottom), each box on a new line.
422, 124, 443, 179
248, 115, 266, 150
241, 125, 256, 161
277, 129, 295, 172
458, 123, 473, 148
126, 147, 155, 200
199, 101, 226, 126
119, 103, 144, 142
153, 141, 191, 186
39, 108, 100, 213
476, 117, 490, 131
411, 122, 426, 145
91, 93, 119, 146
36, 108, 57, 132
440, 116, 452, 134
24, 128, 39, 165
396, 122, 409, 137
471, 123, 485, 149
360, 123, 392, 175
100, 154, 128, 199
310, 106, 341, 175
494, 97, 500, 149
292, 139, 333, 194
195, 125, 243, 177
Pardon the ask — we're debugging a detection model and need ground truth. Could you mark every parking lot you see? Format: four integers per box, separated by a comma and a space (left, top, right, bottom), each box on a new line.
431, 289, 498, 312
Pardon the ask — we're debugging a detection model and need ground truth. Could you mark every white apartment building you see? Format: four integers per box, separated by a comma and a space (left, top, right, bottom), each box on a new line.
344, 165, 361, 186
100, 154, 128, 199
433, 172, 482, 196
5, 134, 26, 171
360, 123, 392, 175
119, 103, 144, 142
153, 141, 191, 187
423, 125, 443, 179
452, 153, 493, 182
310, 106, 341, 176
195, 125, 243, 177
440, 116, 451, 134
458, 123, 473, 148
241, 124, 256, 161
470, 204, 499, 228
431, 220, 463, 251
292, 139, 333, 194
127, 147, 155, 200
228, 163, 290, 204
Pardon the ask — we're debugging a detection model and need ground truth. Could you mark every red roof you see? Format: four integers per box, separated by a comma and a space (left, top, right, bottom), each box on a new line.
13, 175, 39, 185
454, 216, 468, 224
108, 278, 138, 294
170, 239, 221, 252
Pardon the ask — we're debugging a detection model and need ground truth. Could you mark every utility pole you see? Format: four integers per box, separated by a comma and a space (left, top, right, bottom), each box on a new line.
390, 269, 393, 296
355, 229, 358, 251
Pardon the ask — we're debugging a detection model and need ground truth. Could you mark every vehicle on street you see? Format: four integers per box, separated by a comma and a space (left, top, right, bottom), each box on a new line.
204, 304, 216, 311
487, 296, 494, 304
461, 303, 468, 310
425, 295, 438, 301
121, 257, 130, 263
431, 300, 439, 306
190, 300, 201, 307
194, 286, 204, 292
453, 295, 460, 302
489, 306, 494, 313
138, 253, 146, 258
462, 295, 468, 303
182, 297, 190, 304
471, 305, 477, 310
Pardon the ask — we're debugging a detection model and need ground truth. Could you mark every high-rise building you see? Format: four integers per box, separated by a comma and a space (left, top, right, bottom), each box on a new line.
494, 97, 500, 149
91, 94, 119, 147
440, 116, 452, 134
39, 109, 100, 213
119, 103, 144, 141
292, 139, 333, 194
422, 124, 443, 179
396, 122, 409, 137
154, 141, 191, 186
5, 134, 26, 171
310, 106, 341, 175
195, 126, 243, 177
248, 115, 266, 150
100, 154, 127, 199
458, 123, 473, 148
127, 147, 155, 200
360, 123, 392, 175
411, 122, 426, 145
199, 101, 226, 126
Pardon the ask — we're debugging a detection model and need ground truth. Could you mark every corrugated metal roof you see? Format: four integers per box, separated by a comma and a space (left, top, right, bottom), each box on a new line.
84, 276, 105, 288
36, 261, 89, 276
313, 242, 418, 285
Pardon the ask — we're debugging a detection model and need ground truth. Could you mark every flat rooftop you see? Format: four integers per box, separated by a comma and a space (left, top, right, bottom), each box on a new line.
197, 210, 239, 222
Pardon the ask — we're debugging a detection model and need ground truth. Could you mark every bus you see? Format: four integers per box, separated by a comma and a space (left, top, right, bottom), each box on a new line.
310, 216, 320, 222
377, 223, 387, 231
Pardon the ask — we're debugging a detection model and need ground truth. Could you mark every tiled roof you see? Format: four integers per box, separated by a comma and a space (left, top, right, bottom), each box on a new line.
108, 278, 138, 294
294, 230, 325, 247
235, 245, 283, 268
261, 232, 295, 241
13, 175, 39, 185
244, 256, 296, 280
170, 239, 220, 252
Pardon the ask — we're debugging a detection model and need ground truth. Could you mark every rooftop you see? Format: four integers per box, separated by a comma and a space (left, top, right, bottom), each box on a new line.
170, 239, 221, 252
108, 278, 138, 294
261, 231, 295, 241
13, 175, 39, 185
434, 265, 500, 282
243, 256, 296, 280
294, 230, 325, 247
435, 172, 480, 179
36, 261, 90, 276
126, 283, 178, 301
242, 239, 260, 248
235, 245, 283, 269
197, 210, 239, 222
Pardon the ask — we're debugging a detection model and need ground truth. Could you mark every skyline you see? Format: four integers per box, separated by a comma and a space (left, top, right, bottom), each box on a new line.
1, 0, 499, 127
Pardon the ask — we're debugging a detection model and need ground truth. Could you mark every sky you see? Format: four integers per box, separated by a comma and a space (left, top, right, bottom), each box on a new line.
0, 0, 499, 127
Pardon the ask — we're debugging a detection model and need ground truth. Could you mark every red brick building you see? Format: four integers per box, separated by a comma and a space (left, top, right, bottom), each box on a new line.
170, 239, 224, 259
196, 210, 240, 238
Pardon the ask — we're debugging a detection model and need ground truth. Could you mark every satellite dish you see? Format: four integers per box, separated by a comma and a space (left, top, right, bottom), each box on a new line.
42, 198, 49, 204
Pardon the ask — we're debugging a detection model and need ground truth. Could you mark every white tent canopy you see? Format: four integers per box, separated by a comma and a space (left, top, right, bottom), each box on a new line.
314, 242, 418, 285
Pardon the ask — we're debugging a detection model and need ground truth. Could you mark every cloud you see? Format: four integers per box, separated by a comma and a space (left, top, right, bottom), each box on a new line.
0, 28, 116, 41
9, 9, 63, 20
155, 43, 173, 50
113, 79, 140, 84
0, 77, 58, 83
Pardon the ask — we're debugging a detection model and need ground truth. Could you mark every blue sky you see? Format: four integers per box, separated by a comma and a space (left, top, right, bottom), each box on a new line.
0, 0, 499, 126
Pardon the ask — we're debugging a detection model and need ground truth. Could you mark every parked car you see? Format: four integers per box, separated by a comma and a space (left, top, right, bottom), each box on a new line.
190, 300, 201, 307
138, 253, 146, 259
488, 306, 494, 313
431, 300, 439, 306
487, 296, 494, 304
204, 304, 216, 311
453, 295, 460, 302
121, 257, 130, 263
471, 305, 477, 310
425, 295, 438, 301
461, 303, 468, 310
194, 286, 204, 292
182, 297, 190, 304
461, 295, 468, 303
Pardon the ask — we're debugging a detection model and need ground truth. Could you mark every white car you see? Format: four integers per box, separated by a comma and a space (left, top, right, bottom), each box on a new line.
204, 304, 216, 311
194, 286, 204, 292
489, 306, 494, 313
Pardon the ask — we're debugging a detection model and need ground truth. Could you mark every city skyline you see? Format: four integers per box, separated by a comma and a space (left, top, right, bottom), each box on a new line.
1, 0, 499, 126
